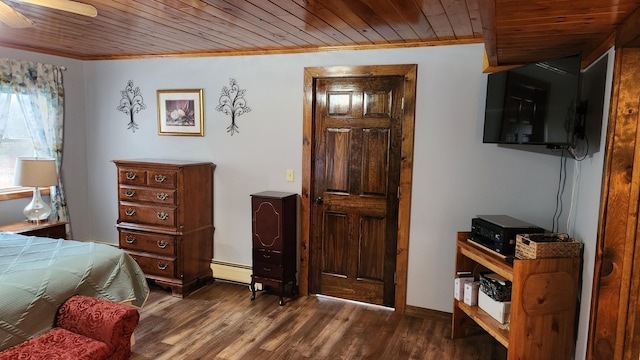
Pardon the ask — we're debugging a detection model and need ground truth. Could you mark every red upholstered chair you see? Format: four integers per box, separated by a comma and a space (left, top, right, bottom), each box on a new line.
0, 295, 140, 360
57, 295, 140, 360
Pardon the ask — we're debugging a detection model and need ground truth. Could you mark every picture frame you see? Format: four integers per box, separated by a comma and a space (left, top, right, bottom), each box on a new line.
157, 89, 204, 136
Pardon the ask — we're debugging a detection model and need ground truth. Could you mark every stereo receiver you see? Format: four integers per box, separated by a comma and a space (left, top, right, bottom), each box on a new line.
470, 215, 545, 255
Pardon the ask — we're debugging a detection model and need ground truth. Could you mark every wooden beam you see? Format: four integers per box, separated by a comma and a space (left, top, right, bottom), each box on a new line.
581, 32, 615, 69
477, 0, 498, 67
587, 47, 640, 360
616, 4, 640, 48
482, 49, 519, 73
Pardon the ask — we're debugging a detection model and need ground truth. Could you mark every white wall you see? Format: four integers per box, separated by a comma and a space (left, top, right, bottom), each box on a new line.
571, 49, 614, 360
0, 43, 611, 359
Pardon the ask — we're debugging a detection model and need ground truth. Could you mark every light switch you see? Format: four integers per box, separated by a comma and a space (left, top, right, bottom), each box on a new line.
286, 169, 294, 182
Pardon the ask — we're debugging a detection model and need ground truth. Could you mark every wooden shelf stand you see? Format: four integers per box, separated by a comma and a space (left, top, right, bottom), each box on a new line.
451, 231, 581, 360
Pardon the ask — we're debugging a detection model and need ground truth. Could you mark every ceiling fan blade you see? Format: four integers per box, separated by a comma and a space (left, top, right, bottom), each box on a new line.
15, 0, 97, 17
0, 1, 35, 28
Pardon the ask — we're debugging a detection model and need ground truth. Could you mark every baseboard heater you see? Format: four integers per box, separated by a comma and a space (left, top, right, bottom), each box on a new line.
211, 259, 253, 285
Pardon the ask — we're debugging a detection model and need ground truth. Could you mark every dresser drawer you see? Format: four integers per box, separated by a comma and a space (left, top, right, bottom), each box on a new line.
146, 170, 177, 188
119, 203, 176, 227
253, 249, 282, 264
119, 186, 177, 205
253, 262, 283, 279
118, 168, 147, 186
129, 253, 176, 278
119, 230, 176, 256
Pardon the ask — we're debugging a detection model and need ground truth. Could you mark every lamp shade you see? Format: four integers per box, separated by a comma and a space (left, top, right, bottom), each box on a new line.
14, 158, 58, 187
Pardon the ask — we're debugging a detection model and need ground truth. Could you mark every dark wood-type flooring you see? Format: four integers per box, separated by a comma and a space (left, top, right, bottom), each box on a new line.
130, 281, 505, 360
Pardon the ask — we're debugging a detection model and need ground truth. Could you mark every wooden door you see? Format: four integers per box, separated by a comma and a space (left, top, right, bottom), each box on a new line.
310, 76, 403, 307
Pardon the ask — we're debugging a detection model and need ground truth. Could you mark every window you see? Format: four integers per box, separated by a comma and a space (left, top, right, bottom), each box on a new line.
0, 94, 35, 192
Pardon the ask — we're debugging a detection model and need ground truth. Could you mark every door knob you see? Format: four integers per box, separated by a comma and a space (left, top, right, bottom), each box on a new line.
314, 197, 324, 204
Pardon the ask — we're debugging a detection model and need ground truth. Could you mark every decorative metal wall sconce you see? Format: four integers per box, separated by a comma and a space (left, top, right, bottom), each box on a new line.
116, 80, 147, 132
216, 78, 251, 135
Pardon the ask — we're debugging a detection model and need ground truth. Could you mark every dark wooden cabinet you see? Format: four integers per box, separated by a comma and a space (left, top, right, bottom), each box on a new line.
114, 159, 215, 298
250, 191, 297, 305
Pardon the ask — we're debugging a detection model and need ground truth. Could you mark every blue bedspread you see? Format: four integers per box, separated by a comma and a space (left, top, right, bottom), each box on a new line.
0, 232, 149, 351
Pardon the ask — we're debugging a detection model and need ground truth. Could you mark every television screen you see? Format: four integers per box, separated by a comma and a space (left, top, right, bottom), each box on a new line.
483, 54, 582, 147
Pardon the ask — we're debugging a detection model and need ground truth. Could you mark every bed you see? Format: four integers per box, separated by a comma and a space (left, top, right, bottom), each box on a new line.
0, 232, 149, 351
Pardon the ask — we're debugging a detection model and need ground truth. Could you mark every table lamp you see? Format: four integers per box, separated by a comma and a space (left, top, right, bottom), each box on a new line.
14, 157, 58, 223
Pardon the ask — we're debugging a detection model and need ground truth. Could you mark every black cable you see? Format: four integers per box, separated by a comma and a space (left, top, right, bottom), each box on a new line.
568, 135, 590, 161
558, 152, 568, 231
577, 136, 590, 161
552, 156, 561, 233
552, 150, 568, 232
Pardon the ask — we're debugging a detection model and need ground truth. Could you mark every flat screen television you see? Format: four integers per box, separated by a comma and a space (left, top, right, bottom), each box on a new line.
483, 53, 583, 148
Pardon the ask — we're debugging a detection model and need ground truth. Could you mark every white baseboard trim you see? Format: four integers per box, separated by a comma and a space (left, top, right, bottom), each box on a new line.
211, 259, 253, 285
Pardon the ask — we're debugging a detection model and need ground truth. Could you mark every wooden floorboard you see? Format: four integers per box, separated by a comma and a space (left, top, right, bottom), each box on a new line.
130, 281, 505, 360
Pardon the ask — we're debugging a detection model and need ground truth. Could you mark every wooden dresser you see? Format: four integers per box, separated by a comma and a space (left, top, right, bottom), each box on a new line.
250, 191, 297, 306
113, 159, 215, 298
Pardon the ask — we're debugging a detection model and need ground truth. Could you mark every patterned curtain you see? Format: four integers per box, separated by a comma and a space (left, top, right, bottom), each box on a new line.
0, 58, 69, 232
0, 93, 10, 139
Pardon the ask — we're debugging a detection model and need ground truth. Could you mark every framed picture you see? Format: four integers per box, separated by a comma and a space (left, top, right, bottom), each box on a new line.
157, 89, 204, 136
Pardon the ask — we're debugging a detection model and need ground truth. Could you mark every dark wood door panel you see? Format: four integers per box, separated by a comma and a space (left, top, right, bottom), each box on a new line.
326, 91, 359, 117
361, 129, 390, 197
321, 212, 349, 277
358, 215, 386, 281
324, 128, 351, 193
320, 273, 384, 305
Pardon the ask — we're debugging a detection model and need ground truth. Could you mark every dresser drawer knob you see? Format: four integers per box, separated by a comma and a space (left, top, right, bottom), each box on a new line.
124, 208, 136, 216
156, 192, 169, 201
262, 254, 271, 259
263, 267, 272, 272
124, 189, 136, 197
154, 174, 167, 183
157, 262, 169, 270
157, 212, 169, 220
125, 172, 137, 180
125, 235, 136, 244
157, 240, 169, 249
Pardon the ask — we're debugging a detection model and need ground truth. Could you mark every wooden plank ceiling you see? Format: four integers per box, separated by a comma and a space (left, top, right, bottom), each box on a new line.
0, 0, 638, 67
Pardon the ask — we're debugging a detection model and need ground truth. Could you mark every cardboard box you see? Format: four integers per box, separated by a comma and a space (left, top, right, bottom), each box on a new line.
464, 281, 479, 306
454, 274, 474, 301
478, 291, 511, 324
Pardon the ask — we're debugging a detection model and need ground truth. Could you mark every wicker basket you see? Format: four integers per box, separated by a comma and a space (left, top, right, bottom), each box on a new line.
515, 233, 582, 259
